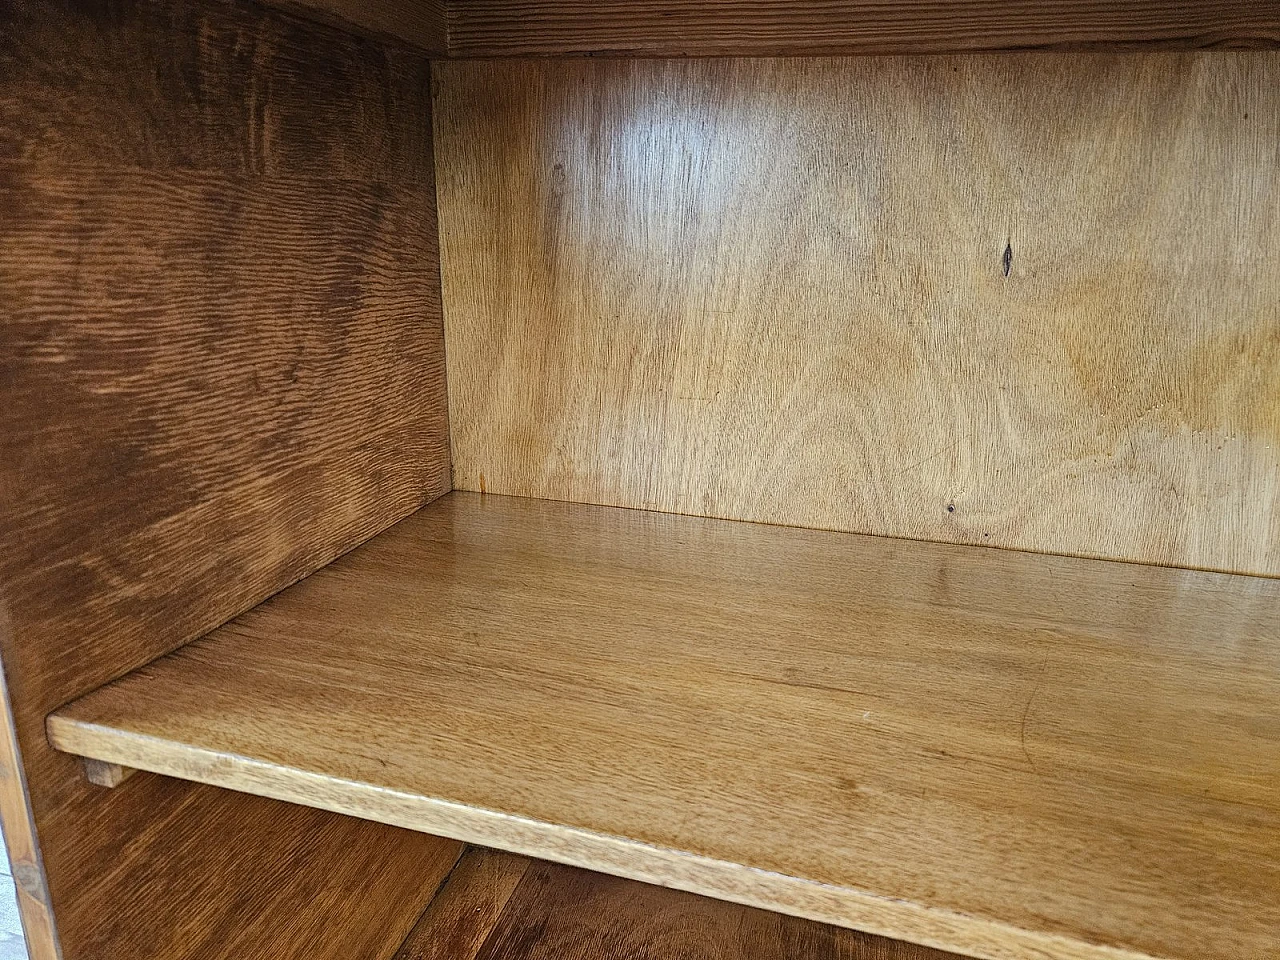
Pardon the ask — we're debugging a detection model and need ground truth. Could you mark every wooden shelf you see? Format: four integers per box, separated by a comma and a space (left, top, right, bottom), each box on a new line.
48, 493, 1280, 960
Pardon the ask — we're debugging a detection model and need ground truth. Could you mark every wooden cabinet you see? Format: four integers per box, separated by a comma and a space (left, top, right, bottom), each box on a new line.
2, 3, 1277, 959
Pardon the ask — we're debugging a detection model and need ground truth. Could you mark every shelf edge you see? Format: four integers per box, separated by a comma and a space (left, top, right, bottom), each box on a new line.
45, 712, 1165, 960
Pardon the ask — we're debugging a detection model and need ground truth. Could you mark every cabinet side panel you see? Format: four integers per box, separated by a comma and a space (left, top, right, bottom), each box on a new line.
435, 55, 1280, 577
0, 1, 456, 958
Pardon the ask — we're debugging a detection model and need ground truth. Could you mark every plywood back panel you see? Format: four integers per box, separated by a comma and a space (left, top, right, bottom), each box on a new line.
435, 54, 1280, 577
0, 1, 456, 957
448, 1, 1280, 57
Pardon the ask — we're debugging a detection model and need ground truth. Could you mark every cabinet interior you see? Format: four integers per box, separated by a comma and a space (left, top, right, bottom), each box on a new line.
1, 3, 1277, 960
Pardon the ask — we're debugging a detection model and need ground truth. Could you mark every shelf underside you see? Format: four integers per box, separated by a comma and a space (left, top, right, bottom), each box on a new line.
48, 493, 1280, 960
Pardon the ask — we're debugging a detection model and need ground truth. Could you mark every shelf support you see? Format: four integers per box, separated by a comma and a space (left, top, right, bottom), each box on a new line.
81, 758, 137, 789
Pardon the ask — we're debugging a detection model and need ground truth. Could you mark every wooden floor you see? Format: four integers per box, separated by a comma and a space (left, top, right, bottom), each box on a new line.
396, 848, 961, 960
47, 493, 1280, 960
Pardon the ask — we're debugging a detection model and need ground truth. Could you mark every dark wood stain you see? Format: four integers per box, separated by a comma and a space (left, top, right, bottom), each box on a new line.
395, 849, 530, 960
0, 1, 455, 957
265, 0, 447, 54
448, 0, 1280, 57
433, 852, 966, 960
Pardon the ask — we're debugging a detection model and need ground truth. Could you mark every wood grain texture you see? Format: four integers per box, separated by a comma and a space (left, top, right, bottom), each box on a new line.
395, 849, 532, 960
0, 1, 453, 957
269, 0, 447, 54
408, 849, 962, 960
486, 859, 962, 960
447, 0, 1280, 57
60, 784, 462, 960
48, 493, 1280, 960
433, 55, 1280, 578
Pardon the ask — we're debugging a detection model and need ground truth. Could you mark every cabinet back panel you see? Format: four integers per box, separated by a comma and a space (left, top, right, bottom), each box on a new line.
0, 1, 456, 957
435, 54, 1280, 577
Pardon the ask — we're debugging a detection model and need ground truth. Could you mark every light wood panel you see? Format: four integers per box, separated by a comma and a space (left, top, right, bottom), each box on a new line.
48, 493, 1280, 960
0, 659, 56, 957
80, 760, 135, 790
0, 1, 454, 957
434, 55, 1280, 577
448, 0, 1280, 57
406, 849, 963, 960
